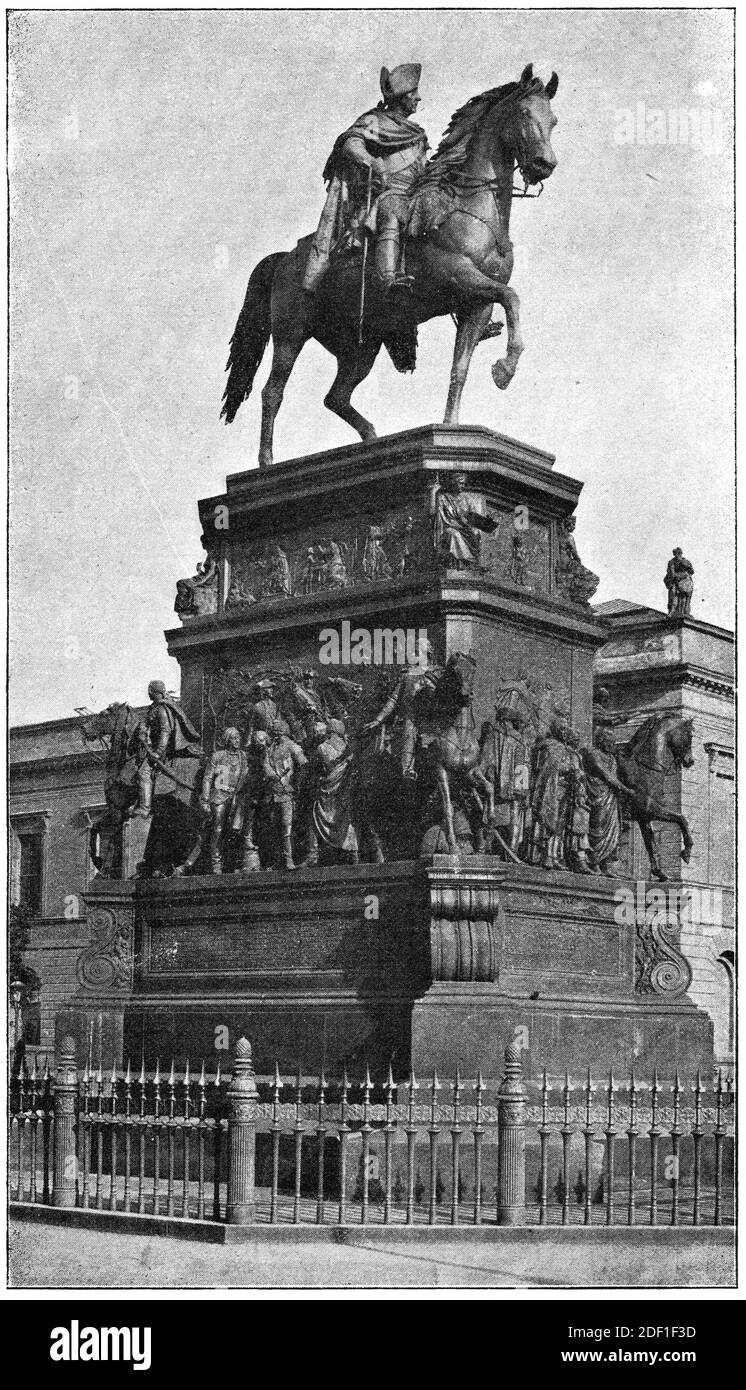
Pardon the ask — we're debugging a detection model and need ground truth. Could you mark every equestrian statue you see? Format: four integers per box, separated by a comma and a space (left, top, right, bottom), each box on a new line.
221, 62, 558, 467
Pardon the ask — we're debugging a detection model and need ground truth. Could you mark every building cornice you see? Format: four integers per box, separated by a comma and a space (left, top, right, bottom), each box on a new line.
593, 661, 734, 699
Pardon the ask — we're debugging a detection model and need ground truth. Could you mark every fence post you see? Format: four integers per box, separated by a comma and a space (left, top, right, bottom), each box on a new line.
497, 1039, 527, 1226
226, 1036, 259, 1224
52, 1035, 78, 1208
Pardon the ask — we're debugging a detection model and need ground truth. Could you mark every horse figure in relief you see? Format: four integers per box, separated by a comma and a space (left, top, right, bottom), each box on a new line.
222, 64, 558, 467
615, 713, 695, 881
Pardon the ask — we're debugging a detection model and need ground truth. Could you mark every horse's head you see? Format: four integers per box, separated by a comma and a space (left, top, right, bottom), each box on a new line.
80, 702, 136, 754
669, 716, 695, 769
80, 704, 122, 745
443, 652, 477, 706
507, 64, 559, 186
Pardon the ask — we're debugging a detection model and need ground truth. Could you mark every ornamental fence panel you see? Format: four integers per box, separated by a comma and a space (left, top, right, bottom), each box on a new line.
8, 1038, 735, 1229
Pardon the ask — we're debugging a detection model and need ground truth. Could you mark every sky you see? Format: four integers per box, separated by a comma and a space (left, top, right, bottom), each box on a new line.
9, 7, 734, 725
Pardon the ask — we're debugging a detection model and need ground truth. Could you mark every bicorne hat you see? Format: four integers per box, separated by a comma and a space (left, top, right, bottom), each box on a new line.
380, 63, 421, 101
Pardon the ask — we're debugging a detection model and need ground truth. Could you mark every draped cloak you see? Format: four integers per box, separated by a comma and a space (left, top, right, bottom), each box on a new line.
582, 744, 622, 866
303, 105, 428, 292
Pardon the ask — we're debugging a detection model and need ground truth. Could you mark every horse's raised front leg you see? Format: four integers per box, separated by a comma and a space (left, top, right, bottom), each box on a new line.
638, 816, 667, 881
650, 807, 694, 865
324, 346, 380, 443
491, 285, 524, 391
444, 305, 493, 424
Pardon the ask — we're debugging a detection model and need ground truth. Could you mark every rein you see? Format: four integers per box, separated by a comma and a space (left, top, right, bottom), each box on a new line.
440, 167, 544, 200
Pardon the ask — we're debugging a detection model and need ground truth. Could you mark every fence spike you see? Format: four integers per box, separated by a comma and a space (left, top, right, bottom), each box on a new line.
184, 1059, 191, 1089
198, 1060, 206, 1090
215, 1057, 222, 1087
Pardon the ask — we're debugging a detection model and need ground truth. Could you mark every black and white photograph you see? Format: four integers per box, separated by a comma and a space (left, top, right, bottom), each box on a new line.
6, 5, 737, 1309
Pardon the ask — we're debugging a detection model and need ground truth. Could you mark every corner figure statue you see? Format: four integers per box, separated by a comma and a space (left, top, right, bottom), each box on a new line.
174, 541, 218, 619
303, 64, 429, 296
174, 559, 218, 619
433, 473, 497, 570
664, 548, 694, 618
555, 516, 599, 605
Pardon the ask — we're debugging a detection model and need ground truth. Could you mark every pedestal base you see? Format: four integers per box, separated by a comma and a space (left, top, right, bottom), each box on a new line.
64, 861, 714, 1080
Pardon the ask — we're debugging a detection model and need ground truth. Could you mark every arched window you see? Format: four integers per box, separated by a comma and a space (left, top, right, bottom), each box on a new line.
716, 950, 735, 1060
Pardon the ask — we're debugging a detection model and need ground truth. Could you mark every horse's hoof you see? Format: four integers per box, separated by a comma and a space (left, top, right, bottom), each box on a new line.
492, 359, 514, 391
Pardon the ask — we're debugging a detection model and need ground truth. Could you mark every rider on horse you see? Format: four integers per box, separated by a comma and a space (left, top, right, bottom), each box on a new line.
133, 680, 202, 817
303, 63, 429, 295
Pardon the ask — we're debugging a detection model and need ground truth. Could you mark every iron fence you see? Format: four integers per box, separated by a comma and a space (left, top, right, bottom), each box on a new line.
8, 1038, 735, 1229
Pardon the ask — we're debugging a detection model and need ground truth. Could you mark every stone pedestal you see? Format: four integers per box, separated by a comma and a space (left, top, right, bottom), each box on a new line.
62, 429, 714, 1081
167, 425, 607, 747
64, 859, 712, 1080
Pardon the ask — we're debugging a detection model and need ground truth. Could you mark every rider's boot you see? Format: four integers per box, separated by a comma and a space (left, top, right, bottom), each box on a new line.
131, 776, 153, 819
375, 227, 414, 294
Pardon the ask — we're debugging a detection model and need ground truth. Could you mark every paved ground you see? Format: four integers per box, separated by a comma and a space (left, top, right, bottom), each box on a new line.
8, 1217, 736, 1290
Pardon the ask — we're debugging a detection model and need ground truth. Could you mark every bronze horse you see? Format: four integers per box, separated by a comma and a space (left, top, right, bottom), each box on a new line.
80, 704, 145, 874
222, 65, 558, 467
615, 713, 695, 881
80, 704, 204, 877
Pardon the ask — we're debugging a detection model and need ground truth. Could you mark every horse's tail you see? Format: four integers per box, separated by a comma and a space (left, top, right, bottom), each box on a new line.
221, 252, 285, 423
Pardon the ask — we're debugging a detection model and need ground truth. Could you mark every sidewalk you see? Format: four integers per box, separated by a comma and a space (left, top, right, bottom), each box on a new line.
8, 1213, 736, 1290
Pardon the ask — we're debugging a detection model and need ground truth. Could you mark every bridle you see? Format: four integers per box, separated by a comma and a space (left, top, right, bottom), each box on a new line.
442, 166, 544, 200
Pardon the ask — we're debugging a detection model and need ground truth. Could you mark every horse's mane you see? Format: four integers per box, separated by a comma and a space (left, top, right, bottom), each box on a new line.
417, 78, 539, 186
